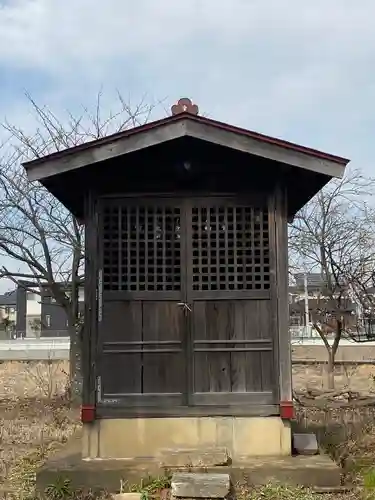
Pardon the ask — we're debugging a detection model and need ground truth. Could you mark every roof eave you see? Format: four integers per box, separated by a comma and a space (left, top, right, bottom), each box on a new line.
23, 115, 349, 184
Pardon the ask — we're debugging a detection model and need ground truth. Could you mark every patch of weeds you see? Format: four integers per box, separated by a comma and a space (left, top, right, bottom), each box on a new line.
44, 479, 112, 500
363, 468, 375, 498
364, 469, 375, 487
124, 475, 171, 500
45, 477, 72, 500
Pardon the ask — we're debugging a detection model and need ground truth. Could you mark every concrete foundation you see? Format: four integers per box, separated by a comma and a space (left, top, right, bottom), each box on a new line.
83, 417, 292, 459
36, 435, 342, 493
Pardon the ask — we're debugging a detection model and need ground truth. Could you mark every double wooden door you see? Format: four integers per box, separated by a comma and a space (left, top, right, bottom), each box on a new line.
97, 197, 276, 410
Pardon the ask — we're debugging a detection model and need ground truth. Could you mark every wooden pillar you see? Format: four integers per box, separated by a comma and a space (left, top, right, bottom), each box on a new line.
82, 191, 99, 408
274, 186, 292, 405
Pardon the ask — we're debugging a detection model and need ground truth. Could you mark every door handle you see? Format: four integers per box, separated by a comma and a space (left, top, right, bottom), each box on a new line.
177, 302, 192, 313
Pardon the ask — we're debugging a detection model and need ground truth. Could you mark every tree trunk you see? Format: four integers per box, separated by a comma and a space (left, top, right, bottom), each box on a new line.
327, 350, 335, 390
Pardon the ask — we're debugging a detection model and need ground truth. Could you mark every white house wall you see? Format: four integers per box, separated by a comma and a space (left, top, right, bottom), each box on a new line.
26, 291, 41, 338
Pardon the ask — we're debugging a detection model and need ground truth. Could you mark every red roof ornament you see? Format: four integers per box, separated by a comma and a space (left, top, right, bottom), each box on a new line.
171, 98, 199, 116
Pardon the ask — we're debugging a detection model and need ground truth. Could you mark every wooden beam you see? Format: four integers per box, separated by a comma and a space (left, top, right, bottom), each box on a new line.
95, 404, 280, 418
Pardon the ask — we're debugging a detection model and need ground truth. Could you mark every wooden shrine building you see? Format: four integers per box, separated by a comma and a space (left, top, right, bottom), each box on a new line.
23, 98, 349, 459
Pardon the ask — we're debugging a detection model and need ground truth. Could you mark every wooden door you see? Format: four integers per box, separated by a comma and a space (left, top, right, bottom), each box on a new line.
97, 199, 188, 407
97, 196, 277, 411
186, 198, 277, 406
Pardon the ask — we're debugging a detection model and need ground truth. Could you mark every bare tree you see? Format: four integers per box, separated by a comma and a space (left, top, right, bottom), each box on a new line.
289, 170, 375, 389
0, 91, 161, 399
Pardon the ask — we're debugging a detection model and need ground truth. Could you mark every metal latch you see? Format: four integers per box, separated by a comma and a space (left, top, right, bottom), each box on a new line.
177, 302, 192, 313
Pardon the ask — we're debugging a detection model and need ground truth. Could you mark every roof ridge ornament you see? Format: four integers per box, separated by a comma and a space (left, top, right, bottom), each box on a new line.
171, 98, 199, 116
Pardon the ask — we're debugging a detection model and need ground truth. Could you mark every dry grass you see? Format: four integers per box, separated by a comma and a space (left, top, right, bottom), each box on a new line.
292, 361, 375, 488
0, 399, 80, 497
0, 360, 69, 400
295, 403, 375, 495
293, 363, 375, 393
0, 361, 79, 498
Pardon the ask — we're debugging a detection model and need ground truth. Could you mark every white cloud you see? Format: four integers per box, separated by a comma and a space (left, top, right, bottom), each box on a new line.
0, 1, 375, 158
1, 1, 375, 75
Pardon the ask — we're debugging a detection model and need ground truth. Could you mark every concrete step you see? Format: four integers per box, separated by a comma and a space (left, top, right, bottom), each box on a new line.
232, 456, 342, 488
171, 472, 230, 498
159, 447, 229, 468
36, 435, 344, 493
166, 455, 342, 489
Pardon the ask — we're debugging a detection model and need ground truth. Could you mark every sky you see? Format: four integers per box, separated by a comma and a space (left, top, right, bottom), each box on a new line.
0, 0, 375, 292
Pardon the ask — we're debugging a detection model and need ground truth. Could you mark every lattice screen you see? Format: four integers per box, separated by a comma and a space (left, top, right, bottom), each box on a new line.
102, 205, 181, 291
191, 206, 270, 291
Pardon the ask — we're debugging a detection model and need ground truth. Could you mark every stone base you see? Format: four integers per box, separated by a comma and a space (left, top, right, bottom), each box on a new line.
83, 417, 292, 459
36, 436, 343, 494
158, 447, 229, 468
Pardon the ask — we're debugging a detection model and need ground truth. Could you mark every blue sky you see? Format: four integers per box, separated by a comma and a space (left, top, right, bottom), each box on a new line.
0, 0, 374, 291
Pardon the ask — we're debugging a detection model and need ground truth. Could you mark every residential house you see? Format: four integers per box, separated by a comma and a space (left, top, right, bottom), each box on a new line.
7, 281, 84, 338
40, 285, 84, 337
289, 272, 358, 337
0, 290, 17, 339
15, 282, 42, 338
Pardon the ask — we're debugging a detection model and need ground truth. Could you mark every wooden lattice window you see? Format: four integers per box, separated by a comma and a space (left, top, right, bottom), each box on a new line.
103, 205, 181, 291
191, 205, 270, 291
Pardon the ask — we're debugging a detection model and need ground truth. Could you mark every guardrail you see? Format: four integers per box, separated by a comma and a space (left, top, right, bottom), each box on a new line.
0, 333, 374, 361
0, 337, 70, 360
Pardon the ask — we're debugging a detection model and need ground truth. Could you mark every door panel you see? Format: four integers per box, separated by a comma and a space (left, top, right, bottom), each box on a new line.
98, 199, 186, 407
186, 199, 276, 406
99, 301, 185, 405
191, 300, 275, 405
100, 301, 142, 396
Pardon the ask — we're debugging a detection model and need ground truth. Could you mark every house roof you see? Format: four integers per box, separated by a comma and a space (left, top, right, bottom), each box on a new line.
24, 111, 349, 174
290, 297, 356, 314
294, 273, 328, 289
22, 98, 350, 218
0, 290, 17, 306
